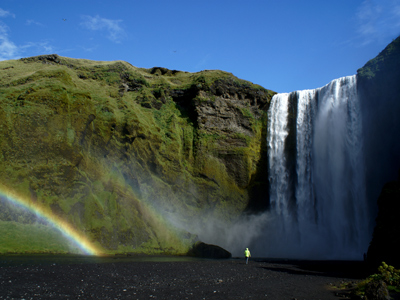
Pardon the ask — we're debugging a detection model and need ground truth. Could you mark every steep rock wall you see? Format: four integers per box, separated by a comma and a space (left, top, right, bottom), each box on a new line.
357, 36, 400, 266
358, 36, 400, 212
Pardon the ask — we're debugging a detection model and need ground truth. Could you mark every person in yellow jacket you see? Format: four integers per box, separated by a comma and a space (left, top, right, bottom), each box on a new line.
244, 248, 251, 264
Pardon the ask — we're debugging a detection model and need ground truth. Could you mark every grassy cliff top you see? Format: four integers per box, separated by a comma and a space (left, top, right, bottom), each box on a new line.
0, 54, 271, 93
357, 35, 400, 80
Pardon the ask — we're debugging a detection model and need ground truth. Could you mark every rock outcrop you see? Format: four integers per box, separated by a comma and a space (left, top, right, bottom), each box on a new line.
364, 280, 391, 300
187, 242, 232, 259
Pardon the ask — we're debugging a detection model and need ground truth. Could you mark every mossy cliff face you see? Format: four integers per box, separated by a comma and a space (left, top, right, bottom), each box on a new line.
0, 55, 275, 254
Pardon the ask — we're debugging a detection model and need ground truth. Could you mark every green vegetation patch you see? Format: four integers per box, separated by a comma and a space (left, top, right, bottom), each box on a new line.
353, 262, 400, 298
357, 35, 400, 80
0, 220, 77, 254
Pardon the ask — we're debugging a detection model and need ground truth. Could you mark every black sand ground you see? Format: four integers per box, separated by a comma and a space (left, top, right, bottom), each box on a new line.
0, 256, 370, 299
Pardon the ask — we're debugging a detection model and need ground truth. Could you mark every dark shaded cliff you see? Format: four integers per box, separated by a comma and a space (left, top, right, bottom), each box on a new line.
367, 170, 400, 268
357, 36, 400, 267
358, 36, 400, 208
0, 55, 275, 254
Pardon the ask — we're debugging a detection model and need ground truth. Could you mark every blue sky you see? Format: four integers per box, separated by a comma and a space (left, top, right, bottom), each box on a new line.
1, 0, 399, 93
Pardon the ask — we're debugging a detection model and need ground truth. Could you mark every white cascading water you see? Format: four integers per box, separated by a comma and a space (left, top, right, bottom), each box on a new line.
266, 75, 369, 259
266, 93, 293, 255
267, 93, 290, 218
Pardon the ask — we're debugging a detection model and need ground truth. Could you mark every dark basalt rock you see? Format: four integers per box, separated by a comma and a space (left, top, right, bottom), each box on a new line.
187, 242, 232, 259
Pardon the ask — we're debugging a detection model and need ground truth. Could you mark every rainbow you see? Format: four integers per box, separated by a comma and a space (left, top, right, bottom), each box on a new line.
0, 184, 102, 256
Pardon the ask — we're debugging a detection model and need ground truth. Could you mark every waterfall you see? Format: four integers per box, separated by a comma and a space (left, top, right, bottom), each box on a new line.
266, 75, 369, 259
267, 93, 290, 218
